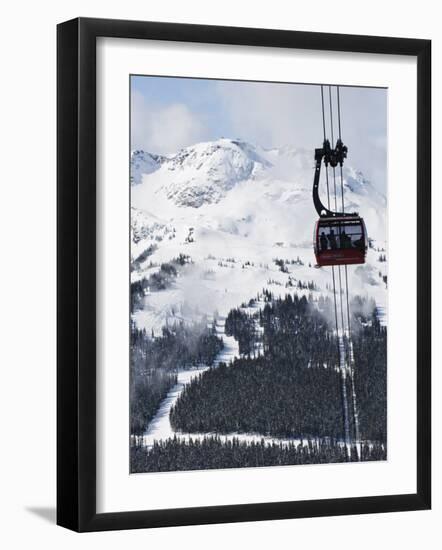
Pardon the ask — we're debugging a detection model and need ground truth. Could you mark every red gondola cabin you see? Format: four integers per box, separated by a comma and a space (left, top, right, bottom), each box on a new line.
314, 216, 367, 267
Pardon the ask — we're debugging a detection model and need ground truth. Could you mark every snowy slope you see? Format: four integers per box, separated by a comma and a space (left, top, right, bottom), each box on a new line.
130, 138, 387, 332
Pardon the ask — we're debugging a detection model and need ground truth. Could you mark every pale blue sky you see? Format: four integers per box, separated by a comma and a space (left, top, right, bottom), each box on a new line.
131, 76, 387, 193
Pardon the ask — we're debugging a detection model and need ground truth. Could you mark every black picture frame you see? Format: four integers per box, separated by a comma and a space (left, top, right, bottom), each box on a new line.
57, 17, 431, 532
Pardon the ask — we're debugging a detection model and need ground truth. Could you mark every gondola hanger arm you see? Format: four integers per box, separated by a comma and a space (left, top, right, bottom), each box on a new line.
312, 139, 356, 218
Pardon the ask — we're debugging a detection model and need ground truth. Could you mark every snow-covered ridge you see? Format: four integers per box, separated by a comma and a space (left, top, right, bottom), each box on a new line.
131, 138, 383, 207
132, 138, 273, 207
131, 150, 166, 184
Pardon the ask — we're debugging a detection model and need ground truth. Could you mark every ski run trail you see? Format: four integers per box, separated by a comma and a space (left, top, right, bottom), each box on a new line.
142, 318, 241, 448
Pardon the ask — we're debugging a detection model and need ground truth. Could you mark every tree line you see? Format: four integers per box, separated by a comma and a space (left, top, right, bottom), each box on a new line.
130, 436, 386, 473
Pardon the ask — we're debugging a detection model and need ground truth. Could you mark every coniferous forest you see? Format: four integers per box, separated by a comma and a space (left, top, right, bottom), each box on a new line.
169, 294, 386, 442
130, 291, 387, 472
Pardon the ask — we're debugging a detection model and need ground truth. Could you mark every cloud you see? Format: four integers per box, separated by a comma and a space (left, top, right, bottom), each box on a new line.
131, 90, 208, 154
214, 81, 322, 150
214, 81, 387, 193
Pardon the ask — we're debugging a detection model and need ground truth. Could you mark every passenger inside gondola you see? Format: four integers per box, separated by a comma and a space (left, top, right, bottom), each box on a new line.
340, 229, 351, 249
328, 228, 337, 250
353, 236, 365, 250
320, 231, 328, 251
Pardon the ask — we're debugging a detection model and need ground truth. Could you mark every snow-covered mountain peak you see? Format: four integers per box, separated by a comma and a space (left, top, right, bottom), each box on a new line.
164, 139, 273, 207
134, 138, 273, 208
131, 150, 167, 184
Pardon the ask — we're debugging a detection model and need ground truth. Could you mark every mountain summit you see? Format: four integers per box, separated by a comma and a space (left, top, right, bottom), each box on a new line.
132, 138, 272, 207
